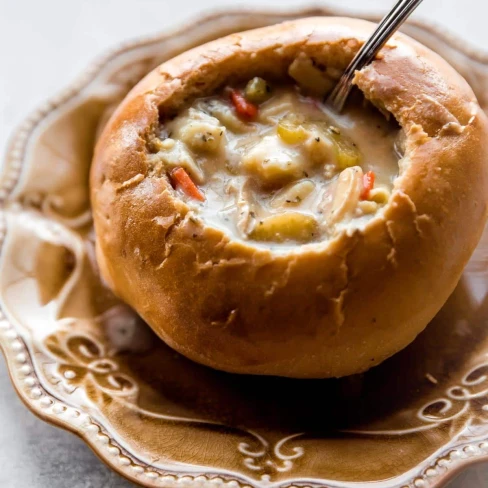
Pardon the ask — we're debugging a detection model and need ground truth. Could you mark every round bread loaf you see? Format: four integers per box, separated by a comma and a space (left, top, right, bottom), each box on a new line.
91, 17, 488, 378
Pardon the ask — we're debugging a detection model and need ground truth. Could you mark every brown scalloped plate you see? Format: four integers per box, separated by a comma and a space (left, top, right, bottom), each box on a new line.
1, 8, 488, 488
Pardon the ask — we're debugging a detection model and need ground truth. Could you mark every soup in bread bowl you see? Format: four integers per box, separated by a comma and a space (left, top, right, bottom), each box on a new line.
91, 17, 488, 378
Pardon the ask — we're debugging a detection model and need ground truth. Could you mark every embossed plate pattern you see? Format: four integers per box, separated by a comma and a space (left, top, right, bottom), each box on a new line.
1, 7, 488, 488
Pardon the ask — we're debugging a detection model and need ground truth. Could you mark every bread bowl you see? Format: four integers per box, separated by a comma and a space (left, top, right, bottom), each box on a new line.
90, 17, 488, 378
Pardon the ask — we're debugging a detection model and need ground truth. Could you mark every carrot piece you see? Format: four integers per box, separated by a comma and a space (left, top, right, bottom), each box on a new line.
230, 89, 258, 119
360, 171, 375, 200
171, 167, 205, 202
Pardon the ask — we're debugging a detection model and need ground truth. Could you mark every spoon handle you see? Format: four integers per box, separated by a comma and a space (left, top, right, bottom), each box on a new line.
327, 0, 424, 112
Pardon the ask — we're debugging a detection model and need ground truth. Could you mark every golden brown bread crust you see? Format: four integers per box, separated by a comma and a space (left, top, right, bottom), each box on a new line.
91, 17, 488, 378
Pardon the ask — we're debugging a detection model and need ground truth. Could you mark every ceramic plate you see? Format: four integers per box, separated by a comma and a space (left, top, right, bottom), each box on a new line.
1, 8, 488, 488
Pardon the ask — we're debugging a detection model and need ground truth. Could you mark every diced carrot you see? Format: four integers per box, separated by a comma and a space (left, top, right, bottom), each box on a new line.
360, 171, 375, 200
171, 167, 205, 202
230, 89, 258, 119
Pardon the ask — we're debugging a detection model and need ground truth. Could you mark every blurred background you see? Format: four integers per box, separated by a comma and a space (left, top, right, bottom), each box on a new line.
0, 0, 487, 486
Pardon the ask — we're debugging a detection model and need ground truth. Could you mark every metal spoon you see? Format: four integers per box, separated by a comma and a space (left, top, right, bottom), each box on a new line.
327, 0, 424, 112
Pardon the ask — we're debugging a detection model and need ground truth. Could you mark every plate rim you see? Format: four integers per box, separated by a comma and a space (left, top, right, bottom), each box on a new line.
1, 6, 488, 488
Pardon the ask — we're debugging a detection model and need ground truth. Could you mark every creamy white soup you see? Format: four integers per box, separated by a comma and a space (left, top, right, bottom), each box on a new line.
148, 76, 401, 245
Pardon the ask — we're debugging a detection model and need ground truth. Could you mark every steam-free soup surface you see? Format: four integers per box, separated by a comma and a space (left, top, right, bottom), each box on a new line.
149, 78, 400, 246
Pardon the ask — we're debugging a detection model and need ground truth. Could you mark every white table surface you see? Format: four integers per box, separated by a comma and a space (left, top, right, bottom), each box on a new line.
0, 1, 487, 487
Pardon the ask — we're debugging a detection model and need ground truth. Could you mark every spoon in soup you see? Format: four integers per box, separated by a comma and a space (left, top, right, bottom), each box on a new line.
327, 0, 424, 112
